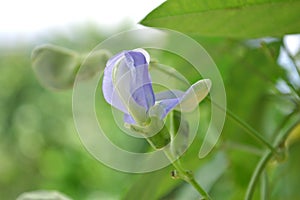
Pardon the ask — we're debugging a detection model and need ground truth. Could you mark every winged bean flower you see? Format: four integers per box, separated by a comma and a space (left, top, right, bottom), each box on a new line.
102, 49, 211, 134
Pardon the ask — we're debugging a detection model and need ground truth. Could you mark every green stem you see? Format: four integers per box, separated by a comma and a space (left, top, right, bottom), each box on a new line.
285, 81, 300, 101
152, 60, 277, 153
245, 152, 272, 200
245, 111, 299, 200
222, 141, 263, 156
159, 111, 211, 199
208, 98, 277, 154
281, 44, 300, 99
226, 108, 277, 153
282, 44, 300, 79
260, 171, 269, 200
164, 149, 212, 200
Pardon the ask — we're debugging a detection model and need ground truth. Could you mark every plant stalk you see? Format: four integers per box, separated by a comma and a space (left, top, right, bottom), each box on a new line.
164, 149, 212, 200
245, 111, 299, 200
208, 98, 277, 154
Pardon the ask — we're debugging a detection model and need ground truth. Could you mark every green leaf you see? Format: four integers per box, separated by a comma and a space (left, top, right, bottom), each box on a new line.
141, 0, 300, 38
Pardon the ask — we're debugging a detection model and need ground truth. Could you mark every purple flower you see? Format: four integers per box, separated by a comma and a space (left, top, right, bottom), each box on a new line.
102, 49, 211, 127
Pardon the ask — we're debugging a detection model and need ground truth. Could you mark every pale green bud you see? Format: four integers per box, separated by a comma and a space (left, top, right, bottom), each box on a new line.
31, 44, 110, 90
31, 44, 80, 90
78, 50, 111, 81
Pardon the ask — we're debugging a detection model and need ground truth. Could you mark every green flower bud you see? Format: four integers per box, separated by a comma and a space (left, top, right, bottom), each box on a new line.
78, 50, 111, 81
31, 44, 80, 90
31, 44, 111, 90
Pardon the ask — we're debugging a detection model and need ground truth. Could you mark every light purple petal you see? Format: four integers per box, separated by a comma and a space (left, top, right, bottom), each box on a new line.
102, 51, 128, 113
152, 90, 183, 119
124, 113, 136, 124
102, 49, 155, 124
155, 90, 184, 101
125, 51, 155, 111
155, 98, 180, 119
152, 79, 211, 119
126, 51, 147, 67
106, 51, 124, 68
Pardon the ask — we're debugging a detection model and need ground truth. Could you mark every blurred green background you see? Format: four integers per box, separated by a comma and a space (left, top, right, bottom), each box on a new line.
0, 25, 137, 200
1, 21, 300, 200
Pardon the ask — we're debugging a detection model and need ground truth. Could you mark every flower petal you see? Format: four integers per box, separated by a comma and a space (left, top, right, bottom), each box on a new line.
102, 49, 155, 125
124, 113, 136, 124
151, 79, 211, 119
155, 90, 184, 101
134, 48, 150, 63
178, 79, 212, 112
102, 52, 128, 113
112, 55, 149, 123
125, 51, 155, 110
150, 98, 180, 119
151, 90, 183, 119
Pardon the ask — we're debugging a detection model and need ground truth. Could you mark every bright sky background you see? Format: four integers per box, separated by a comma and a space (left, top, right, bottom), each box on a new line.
0, 0, 165, 41
1, 0, 299, 55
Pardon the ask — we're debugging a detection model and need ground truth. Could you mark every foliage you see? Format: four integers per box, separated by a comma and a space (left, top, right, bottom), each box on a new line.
1, 0, 300, 199
141, 0, 300, 38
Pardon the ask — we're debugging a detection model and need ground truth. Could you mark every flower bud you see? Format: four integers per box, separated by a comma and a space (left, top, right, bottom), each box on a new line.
32, 44, 80, 90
